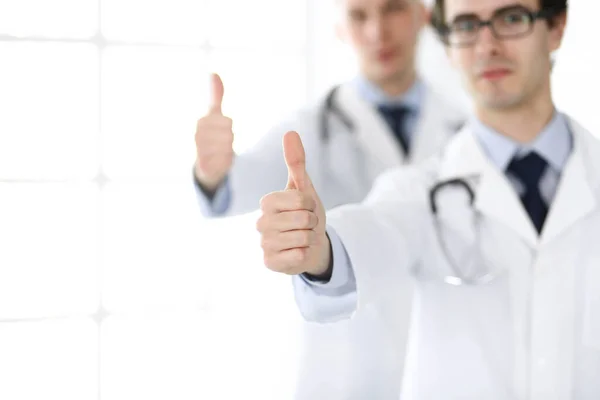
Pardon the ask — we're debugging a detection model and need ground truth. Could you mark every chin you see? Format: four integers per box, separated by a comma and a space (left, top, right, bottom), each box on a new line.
473, 82, 521, 107
374, 63, 407, 82
478, 93, 525, 110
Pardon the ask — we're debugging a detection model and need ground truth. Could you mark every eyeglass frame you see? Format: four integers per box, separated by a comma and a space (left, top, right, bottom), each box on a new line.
437, 5, 562, 47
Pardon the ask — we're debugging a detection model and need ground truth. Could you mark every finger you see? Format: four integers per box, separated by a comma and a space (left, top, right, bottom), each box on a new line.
196, 154, 233, 173
264, 248, 309, 274
208, 72, 224, 115
261, 229, 317, 253
259, 190, 316, 214
197, 115, 232, 131
196, 148, 234, 160
283, 131, 310, 191
256, 210, 318, 233
195, 139, 234, 155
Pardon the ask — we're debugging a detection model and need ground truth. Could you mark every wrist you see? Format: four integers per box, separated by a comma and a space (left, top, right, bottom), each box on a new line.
194, 165, 222, 194
305, 234, 332, 279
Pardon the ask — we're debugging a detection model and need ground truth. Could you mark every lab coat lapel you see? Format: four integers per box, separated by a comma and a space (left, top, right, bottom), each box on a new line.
335, 83, 406, 168
408, 87, 465, 163
540, 118, 600, 245
438, 128, 539, 248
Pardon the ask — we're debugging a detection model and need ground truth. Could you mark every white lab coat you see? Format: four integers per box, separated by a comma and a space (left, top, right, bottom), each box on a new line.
299, 116, 600, 399
217, 79, 466, 217
216, 80, 466, 400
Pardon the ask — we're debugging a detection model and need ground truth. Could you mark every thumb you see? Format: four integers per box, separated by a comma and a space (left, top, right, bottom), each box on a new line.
283, 131, 311, 191
208, 72, 224, 114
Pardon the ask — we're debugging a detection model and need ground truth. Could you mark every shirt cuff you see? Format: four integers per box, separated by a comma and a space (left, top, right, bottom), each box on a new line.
194, 174, 232, 217
299, 225, 354, 290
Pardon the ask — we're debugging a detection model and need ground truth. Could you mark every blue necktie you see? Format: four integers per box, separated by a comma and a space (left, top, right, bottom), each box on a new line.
506, 152, 549, 234
378, 105, 411, 156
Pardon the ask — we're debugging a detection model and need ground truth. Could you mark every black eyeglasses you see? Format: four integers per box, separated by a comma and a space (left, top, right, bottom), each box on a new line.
440, 5, 558, 47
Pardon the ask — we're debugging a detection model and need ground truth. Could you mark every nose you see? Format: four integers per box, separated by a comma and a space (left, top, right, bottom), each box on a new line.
364, 14, 386, 43
474, 23, 501, 57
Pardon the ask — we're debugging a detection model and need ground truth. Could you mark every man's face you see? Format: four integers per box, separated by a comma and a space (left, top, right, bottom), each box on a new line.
444, 0, 566, 111
336, 0, 426, 85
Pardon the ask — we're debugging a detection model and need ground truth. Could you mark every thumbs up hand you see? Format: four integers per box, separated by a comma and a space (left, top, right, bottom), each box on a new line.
194, 73, 235, 193
256, 131, 331, 277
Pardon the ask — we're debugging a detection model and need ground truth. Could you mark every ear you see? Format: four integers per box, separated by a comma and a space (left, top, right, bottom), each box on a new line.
548, 11, 568, 52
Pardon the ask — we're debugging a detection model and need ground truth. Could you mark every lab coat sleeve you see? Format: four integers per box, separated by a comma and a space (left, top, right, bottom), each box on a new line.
292, 165, 430, 324
329, 166, 429, 318
292, 225, 358, 323
194, 175, 232, 217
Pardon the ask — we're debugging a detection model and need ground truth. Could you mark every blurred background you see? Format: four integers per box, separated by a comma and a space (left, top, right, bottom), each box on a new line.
0, 0, 598, 398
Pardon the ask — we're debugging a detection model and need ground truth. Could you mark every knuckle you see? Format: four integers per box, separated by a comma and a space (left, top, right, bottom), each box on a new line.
298, 211, 312, 228
259, 193, 271, 211
263, 254, 275, 270
292, 248, 308, 264
299, 230, 312, 247
255, 215, 265, 232
310, 212, 319, 228
263, 253, 282, 272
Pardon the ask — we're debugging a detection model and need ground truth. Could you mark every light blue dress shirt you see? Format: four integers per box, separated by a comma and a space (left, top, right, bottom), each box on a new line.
299, 110, 574, 293
195, 77, 427, 217
195, 174, 232, 216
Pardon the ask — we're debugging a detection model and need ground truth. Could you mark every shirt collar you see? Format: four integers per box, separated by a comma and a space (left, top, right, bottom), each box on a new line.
351, 75, 424, 113
470, 110, 572, 173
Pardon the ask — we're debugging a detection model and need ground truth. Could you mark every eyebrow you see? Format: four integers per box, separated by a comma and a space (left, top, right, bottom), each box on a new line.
447, 3, 527, 23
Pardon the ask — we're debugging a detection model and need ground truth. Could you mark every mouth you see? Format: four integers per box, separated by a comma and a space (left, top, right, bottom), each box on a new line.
479, 68, 512, 81
376, 48, 397, 63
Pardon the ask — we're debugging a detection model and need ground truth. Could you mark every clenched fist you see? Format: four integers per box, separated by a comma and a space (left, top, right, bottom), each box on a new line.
194, 73, 234, 193
256, 131, 331, 277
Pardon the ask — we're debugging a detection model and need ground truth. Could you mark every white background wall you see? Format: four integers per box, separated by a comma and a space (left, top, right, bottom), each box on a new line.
0, 0, 598, 399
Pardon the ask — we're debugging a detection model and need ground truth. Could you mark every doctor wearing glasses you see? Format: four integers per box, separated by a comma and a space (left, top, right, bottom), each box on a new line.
256, 0, 600, 398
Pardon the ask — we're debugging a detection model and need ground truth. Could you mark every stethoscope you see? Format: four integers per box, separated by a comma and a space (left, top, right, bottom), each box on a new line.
318, 85, 371, 194
322, 85, 491, 287
319, 85, 354, 144
429, 177, 497, 286
427, 116, 579, 286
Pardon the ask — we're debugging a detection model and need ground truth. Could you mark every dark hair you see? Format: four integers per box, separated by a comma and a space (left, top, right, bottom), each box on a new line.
430, 0, 568, 39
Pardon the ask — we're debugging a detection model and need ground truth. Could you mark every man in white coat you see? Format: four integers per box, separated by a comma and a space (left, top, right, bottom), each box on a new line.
257, 0, 600, 398
195, 0, 466, 398
194, 0, 466, 218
